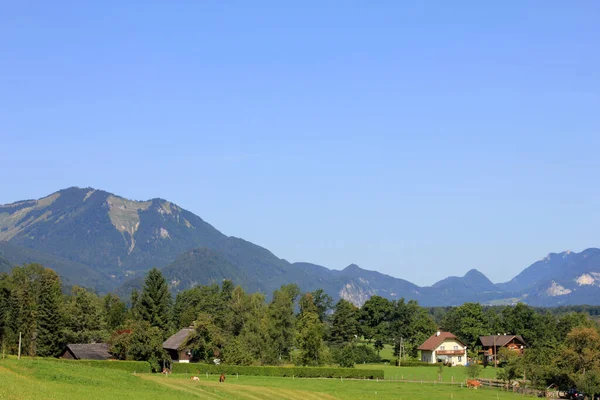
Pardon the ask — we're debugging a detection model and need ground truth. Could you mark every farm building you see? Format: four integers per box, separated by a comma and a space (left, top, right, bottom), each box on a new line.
477, 334, 526, 364
163, 327, 194, 363
417, 331, 468, 366
60, 343, 114, 360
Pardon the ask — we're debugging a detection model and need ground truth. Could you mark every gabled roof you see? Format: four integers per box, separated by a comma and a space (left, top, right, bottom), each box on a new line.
418, 332, 466, 351
477, 335, 526, 347
64, 343, 113, 360
163, 327, 194, 350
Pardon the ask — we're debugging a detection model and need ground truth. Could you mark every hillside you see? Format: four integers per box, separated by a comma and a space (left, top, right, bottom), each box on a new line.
3, 187, 600, 306
0, 241, 112, 292
0, 253, 12, 273
507, 249, 600, 306
0, 187, 290, 292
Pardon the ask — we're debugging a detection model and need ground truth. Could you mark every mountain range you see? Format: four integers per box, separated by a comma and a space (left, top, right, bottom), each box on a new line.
1, 187, 600, 307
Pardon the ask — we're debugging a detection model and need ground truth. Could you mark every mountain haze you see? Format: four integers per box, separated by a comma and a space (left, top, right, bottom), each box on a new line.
2, 187, 600, 306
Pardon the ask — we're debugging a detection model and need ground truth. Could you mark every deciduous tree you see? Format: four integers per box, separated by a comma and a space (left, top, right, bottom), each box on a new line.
329, 299, 359, 344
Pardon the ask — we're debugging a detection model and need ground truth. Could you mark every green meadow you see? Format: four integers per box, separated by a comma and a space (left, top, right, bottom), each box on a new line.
355, 363, 499, 382
0, 358, 533, 400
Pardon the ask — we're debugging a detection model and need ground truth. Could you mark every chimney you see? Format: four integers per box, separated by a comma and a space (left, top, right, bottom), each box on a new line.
436, 331, 441, 336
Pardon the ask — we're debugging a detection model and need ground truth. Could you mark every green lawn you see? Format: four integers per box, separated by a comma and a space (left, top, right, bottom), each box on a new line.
0, 357, 530, 400
355, 363, 499, 382
372, 343, 396, 361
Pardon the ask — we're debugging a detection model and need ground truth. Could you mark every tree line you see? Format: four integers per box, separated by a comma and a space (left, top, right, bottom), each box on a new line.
1, 263, 599, 394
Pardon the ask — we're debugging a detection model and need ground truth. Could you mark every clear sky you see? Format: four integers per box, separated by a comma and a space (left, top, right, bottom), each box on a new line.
1, 1, 599, 286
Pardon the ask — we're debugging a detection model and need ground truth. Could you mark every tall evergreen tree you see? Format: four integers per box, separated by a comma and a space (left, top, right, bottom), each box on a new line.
13, 266, 38, 356
139, 268, 172, 334
130, 288, 139, 316
0, 273, 10, 347
36, 268, 64, 357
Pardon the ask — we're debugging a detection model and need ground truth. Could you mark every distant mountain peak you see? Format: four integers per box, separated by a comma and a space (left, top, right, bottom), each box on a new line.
464, 269, 485, 277
5, 187, 600, 307
343, 263, 361, 272
431, 268, 496, 294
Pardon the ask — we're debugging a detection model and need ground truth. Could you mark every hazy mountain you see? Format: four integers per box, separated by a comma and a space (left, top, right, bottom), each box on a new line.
0, 253, 12, 273
432, 269, 496, 292
3, 187, 600, 306
0, 187, 289, 290
504, 249, 600, 306
427, 269, 514, 306
0, 241, 112, 292
497, 249, 600, 292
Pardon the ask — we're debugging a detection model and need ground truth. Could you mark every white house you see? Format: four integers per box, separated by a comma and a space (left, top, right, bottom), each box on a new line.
417, 331, 467, 366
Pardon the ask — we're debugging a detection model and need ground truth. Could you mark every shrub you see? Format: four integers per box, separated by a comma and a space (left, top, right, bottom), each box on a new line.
47, 358, 152, 373
466, 362, 481, 379
398, 360, 440, 367
337, 345, 355, 368
353, 345, 381, 364
331, 344, 381, 367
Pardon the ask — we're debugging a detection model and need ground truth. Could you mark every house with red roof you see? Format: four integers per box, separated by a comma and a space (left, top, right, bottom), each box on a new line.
417, 331, 468, 366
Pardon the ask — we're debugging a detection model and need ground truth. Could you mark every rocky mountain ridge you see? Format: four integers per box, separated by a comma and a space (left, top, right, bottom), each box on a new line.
2, 187, 600, 307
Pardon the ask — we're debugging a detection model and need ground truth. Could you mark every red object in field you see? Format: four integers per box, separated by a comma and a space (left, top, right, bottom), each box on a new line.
467, 380, 481, 389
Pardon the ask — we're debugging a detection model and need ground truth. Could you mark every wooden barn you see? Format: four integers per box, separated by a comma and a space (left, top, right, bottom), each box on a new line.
477, 334, 526, 364
162, 327, 194, 363
60, 343, 114, 360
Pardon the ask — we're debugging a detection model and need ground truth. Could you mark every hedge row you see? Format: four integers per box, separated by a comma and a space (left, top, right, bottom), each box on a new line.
172, 363, 384, 379
398, 360, 441, 367
48, 358, 152, 373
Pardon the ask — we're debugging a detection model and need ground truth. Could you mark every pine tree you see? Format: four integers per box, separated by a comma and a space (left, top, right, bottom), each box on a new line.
130, 288, 140, 320
0, 274, 10, 347
5, 288, 20, 354
36, 268, 64, 357
139, 268, 172, 334
16, 273, 37, 356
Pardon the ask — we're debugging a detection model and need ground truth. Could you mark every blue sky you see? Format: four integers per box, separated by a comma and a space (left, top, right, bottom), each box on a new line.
1, 1, 599, 285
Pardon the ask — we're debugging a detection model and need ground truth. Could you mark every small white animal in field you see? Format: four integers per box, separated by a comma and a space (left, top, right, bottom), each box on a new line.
191, 376, 200, 381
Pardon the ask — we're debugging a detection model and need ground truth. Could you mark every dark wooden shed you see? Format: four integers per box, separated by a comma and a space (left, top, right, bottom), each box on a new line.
162, 327, 194, 363
60, 343, 114, 360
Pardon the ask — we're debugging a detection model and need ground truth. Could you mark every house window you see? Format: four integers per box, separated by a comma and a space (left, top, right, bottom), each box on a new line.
440, 346, 445, 350
458, 356, 462, 362
453, 346, 458, 350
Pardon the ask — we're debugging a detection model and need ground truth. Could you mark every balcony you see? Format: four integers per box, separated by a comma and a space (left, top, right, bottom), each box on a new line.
436, 350, 464, 356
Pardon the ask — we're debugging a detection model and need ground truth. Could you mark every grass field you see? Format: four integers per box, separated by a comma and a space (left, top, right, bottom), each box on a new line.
0, 357, 531, 400
355, 363, 499, 382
